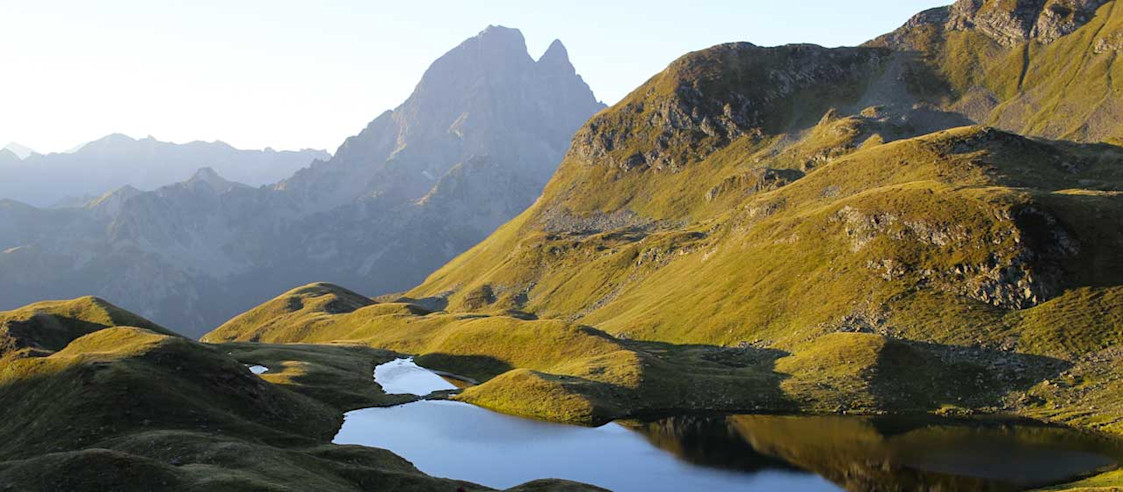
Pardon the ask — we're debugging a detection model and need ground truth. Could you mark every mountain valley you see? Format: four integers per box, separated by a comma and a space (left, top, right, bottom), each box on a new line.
4, 1, 1123, 490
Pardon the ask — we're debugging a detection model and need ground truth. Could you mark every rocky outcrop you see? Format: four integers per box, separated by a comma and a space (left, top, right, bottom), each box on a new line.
947, 0, 1111, 45
705, 168, 804, 202
884, 0, 1112, 48
876, 0, 1111, 49
838, 200, 1080, 310
569, 44, 889, 173
1095, 31, 1123, 52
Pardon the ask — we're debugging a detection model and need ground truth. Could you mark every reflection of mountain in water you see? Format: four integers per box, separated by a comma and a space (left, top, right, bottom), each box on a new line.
626, 415, 802, 473
629, 414, 1123, 492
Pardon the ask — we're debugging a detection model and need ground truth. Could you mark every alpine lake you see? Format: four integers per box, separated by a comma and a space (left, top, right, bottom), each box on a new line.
331, 358, 1123, 491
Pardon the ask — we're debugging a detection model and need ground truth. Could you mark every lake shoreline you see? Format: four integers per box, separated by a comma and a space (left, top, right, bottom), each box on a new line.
338, 357, 1123, 491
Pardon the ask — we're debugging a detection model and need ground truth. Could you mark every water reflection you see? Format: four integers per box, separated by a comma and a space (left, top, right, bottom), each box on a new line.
334, 401, 839, 492
630, 414, 1123, 491
374, 358, 457, 396
341, 359, 1122, 491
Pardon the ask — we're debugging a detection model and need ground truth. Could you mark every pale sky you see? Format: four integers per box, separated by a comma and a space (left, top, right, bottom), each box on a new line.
0, 0, 949, 155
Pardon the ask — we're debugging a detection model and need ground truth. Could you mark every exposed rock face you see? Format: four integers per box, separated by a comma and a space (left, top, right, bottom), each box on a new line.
0, 27, 603, 337
878, 0, 1110, 49
866, 0, 1123, 143
839, 199, 1080, 310
571, 43, 889, 173
277, 26, 603, 213
705, 168, 804, 202
939, 0, 1111, 46
0, 135, 327, 207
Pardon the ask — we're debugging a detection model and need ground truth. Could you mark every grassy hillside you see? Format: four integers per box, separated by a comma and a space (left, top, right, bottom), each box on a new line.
868, 0, 1123, 144
207, 123, 1123, 431
0, 296, 176, 358
0, 299, 602, 491
203, 3, 1123, 489
206, 7, 1123, 441
413, 125, 1123, 345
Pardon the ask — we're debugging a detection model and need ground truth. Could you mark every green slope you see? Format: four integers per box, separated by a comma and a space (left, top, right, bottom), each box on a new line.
0, 299, 601, 491
0, 296, 176, 359
202, 3, 1123, 489
206, 2, 1123, 442
869, 0, 1123, 144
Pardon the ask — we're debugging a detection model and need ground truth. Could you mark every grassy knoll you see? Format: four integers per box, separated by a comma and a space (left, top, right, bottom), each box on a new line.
0, 299, 602, 491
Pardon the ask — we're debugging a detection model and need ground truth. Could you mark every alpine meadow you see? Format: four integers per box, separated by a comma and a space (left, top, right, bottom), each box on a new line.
3, 1, 1123, 491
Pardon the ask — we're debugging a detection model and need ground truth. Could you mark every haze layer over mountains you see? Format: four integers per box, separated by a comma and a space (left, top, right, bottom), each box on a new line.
0, 26, 603, 337
0, 136, 328, 207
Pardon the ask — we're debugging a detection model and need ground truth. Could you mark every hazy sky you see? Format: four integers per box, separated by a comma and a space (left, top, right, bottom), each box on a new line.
0, 0, 948, 154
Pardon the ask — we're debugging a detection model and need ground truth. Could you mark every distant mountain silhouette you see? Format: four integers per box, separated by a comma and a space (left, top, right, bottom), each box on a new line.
0, 135, 327, 207
1, 142, 35, 160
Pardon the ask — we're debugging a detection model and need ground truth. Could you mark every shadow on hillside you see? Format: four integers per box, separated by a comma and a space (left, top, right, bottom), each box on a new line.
414, 353, 513, 382
622, 340, 801, 417
869, 338, 1071, 411
2, 315, 111, 356
624, 335, 1070, 418
389, 296, 448, 313
218, 342, 415, 410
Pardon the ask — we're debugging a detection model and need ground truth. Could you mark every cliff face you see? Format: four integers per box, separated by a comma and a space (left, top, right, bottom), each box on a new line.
277, 26, 604, 213
946, 0, 1111, 45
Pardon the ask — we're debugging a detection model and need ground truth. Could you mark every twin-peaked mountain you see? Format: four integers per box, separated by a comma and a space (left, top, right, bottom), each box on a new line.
0, 26, 604, 337
278, 29, 602, 213
208, 0, 1123, 438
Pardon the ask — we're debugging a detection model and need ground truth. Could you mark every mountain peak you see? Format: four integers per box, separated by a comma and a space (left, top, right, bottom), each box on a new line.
189, 166, 222, 181
98, 133, 138, 144
74, 133, 139, 153
85, 184, 142, 213
538, 39, 572, 69
405, 25, 535, 101
0, 148, 19, 163
477, 24, 526, 46
184, 166, 244, 193
3, 142, 35, 159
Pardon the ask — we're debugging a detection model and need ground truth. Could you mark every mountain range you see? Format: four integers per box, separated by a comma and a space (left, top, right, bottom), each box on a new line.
4, 1, 1123, 490
0, 26, 604, 337
1, 143, 34, 160
0, 135, 328, 207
